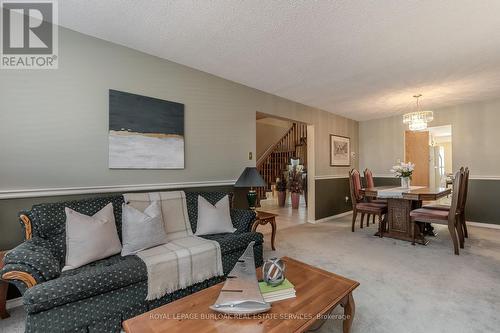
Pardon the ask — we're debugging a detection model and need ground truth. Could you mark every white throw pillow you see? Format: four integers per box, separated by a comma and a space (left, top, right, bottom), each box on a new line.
121, 201, 168, 256
63, 203, 122, 271
195, 195, 236, 236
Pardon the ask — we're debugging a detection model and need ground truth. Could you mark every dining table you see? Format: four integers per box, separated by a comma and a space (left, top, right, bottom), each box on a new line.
360, 186, 452, 244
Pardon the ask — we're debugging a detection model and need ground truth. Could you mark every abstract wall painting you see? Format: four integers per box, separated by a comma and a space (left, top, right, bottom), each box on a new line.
330, 135, 350, 167
108, 90, 185, 169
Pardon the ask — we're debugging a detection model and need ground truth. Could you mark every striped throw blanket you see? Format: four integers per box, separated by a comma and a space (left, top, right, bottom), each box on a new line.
124, 191, 224, 301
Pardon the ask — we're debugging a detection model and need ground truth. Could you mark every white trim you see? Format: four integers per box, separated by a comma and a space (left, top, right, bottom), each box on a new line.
6, 297, 23, 310
373, 174, 500, 180
314, 175, 348, 180
468, 176, 500, 180
467, 221, 500, 230
0, 180, 237, 200
310, 210, 352, 224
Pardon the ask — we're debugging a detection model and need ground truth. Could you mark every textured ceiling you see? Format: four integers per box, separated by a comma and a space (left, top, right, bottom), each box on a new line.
58, 1, 500, 121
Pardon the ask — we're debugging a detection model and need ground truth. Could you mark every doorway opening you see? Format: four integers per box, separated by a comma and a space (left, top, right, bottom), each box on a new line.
255, 112, 312, 229
404, 125, 452, 188
428, 125, 453, 188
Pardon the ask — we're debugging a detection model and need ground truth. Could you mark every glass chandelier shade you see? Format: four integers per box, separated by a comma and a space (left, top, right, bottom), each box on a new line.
403, 95, 434, 131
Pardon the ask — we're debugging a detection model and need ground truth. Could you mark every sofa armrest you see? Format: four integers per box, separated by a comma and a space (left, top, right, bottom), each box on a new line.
230, 209, 256, 233
1, 237, 60, 290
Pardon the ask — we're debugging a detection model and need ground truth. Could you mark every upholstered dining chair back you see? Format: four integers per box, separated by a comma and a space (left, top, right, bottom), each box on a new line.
459, 167, 470, 212
448, 169, 464, 224
348, 169, 363, 204
364, 168, 375, 188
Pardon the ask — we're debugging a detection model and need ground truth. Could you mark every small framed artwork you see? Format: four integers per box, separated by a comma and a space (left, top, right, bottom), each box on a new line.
330, 135, 350, 167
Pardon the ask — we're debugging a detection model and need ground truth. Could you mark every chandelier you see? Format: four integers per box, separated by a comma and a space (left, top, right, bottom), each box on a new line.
403, 94, 434, 131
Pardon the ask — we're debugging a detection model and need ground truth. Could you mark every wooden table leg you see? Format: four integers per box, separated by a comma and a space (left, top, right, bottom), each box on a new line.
270, 218, 277, 251
0, 251, 10, 319
342, 292, 355, 333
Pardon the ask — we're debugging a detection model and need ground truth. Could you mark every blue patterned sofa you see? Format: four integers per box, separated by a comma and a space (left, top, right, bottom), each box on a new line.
0, 191, 263, 332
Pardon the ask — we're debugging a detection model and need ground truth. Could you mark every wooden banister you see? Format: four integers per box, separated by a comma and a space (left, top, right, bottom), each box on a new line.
257, 122, 307, 200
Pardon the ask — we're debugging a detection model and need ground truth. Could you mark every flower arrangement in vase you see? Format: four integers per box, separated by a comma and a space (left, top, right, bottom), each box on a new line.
286, 165, 304, 209
390, 162, 415, 188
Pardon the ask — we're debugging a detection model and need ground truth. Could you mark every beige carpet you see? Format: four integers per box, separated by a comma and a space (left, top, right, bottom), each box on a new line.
264, 216, 500, 333
2, 215, 500, 333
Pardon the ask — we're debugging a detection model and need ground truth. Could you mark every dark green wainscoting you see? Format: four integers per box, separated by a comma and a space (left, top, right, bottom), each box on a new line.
373, 177, 500, 225
372, 177, 400, 187
315, 177, 352, 220
465, 179, 500, 225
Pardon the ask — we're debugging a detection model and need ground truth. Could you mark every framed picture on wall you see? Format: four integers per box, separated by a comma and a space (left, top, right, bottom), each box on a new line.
108, 90, 185, 169
330, 135, 350, 167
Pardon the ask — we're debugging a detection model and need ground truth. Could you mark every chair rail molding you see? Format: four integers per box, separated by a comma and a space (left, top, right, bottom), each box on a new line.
0, 180, 237, 199
372, 174, 500, 180
315, 175, 349, 180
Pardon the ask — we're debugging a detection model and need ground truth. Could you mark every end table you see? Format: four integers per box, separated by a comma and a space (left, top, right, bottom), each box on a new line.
0, 250, 9, 319
252, 211, 278, 250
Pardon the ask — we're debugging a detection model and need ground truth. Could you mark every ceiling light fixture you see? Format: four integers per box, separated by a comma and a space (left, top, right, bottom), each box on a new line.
403, 94, 434, 131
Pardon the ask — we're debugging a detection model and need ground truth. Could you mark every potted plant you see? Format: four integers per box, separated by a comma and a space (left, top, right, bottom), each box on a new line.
287, 166, 303, 209
276, 177, 287, 207
390, 162, 415, 188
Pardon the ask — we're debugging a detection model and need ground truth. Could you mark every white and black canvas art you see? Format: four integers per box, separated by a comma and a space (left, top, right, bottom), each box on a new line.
330, 135, 350, 167
108, 90, 185, 169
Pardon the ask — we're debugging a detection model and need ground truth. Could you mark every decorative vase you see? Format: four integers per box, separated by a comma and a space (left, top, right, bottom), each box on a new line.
401, 177, 411, 188
277, 191, 286, 207
291, 192, 300, 209
262, 257, 286, 286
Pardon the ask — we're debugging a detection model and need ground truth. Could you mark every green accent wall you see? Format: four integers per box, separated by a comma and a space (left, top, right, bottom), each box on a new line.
373, 177, 500, 225
466, 179, 500, 224
315, 178, 352, 220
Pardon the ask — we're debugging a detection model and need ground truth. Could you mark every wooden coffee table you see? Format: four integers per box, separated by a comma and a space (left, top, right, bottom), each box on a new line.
123, 257, 359, 333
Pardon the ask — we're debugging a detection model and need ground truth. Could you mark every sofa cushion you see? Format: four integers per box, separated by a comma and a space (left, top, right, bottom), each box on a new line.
63, 203, 122, 271
23, 254, 146, 314
201, 231, 263, 255
121, 201, 168, 256
28, 195, 125, 266
184, 191, 233, 233
195, 195, 236, 236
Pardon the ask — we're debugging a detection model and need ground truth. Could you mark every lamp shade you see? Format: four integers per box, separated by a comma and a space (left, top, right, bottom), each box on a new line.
234, 167, 267, 188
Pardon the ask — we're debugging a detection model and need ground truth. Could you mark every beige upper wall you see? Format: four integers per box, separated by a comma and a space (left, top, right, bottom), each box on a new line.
0, 27, 358, 192
359, 98, 500, 177
256, 119, 290, 159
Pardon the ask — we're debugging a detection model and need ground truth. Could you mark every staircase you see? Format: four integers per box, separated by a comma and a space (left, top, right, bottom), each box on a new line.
256, 122, 307, 199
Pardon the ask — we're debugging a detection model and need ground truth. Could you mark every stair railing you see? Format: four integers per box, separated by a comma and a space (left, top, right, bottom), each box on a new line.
256, 123, 307, 200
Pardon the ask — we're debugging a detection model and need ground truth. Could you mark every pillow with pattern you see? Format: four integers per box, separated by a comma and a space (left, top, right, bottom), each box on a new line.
63, 203, 122, 271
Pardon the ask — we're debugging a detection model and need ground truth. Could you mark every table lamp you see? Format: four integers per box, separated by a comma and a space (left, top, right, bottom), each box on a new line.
234, 167, 267, 209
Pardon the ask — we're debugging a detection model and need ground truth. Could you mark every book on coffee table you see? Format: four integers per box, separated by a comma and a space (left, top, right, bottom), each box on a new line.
259, 278, 296, 303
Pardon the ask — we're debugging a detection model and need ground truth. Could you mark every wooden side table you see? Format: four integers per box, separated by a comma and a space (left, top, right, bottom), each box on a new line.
252, 211, 278, 250
0, 250, 10, 319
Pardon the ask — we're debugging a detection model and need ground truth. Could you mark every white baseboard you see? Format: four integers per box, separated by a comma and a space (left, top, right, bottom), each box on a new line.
467, 221, 500, 230
310, 213, 499, 230
6, 297, 22, 310
311, 210, 352, 224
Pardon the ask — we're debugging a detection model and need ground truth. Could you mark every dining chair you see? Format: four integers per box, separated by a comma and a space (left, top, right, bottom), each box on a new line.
422, 167, 469, 246
410, 169, 464, 255
349, 169, 387, 235
364, 168, 388, 224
